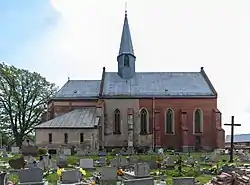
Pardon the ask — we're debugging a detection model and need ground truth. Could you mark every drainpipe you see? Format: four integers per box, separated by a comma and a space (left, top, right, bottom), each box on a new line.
152, 97, 155, 150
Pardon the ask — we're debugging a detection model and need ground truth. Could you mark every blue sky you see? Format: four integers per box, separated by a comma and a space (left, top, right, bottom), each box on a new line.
1, 0, 250, 135
0, 0, 59, 66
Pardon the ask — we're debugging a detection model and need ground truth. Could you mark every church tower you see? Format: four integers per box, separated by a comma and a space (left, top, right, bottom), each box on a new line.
117, 10, 136, 79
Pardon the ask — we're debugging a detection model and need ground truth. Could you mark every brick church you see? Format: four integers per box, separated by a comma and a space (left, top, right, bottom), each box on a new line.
35, 10, 225, 152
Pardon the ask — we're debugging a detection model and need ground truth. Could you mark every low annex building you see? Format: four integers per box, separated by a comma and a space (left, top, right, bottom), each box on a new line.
35, 10, 225, 152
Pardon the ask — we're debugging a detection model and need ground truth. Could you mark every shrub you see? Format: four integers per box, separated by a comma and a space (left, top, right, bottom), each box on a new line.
38, 148, 48, 156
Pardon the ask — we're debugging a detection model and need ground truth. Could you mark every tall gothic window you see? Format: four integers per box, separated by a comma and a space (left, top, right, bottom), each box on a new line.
124, 55, 129, 67
165, 109, 174, 134
114, 109, 121, 134
140, 109, 148, 134
194, 109, 202, 133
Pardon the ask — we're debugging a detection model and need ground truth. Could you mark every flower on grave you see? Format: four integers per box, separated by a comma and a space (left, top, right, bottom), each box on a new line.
7, 181, 13, 185
207, 162, 212, 166
117, 169, 124, 176
79, 168, 87, 176
57, 168, 64, 177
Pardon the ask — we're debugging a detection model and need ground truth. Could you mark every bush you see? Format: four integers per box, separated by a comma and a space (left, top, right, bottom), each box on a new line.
38, 148, 48, 156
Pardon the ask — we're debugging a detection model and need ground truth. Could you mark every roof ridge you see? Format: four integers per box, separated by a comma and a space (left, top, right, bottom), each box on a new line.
105, 71, 200, 74
69, 80, 101, 82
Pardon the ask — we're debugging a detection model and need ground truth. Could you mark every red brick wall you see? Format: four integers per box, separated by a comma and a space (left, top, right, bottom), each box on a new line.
47, 100, 98, 120
139, 98, 218, 150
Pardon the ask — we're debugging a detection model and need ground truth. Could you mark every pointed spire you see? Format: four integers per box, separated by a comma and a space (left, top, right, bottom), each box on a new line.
118, 7, 134, 57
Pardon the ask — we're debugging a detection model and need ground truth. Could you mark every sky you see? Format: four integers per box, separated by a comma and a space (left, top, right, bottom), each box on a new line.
0, 0, 250, 135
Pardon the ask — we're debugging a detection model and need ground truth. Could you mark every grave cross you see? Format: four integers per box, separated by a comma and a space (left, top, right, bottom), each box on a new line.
224, 116, 241, 163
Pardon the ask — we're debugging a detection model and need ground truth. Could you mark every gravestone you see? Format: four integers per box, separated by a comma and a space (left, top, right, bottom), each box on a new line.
61, 170, 82, 184
100, 167, 117, 185
147, 160, 158, 170
172, 177, 195, 185
123, 178, 154, 185
0, 172, 7, 185
80, 158, 94, 169
128, 156, 138, 165
48, 156, 57, 170
210, 152, 220, 163
76, 148, 87, 156
1, 149, 8, 158
56, 151, 68, 168
99, 151, 107, 156
187, 156, 194, 164
110, 158, 118, 168
199, 154, 206, 162
163, 156, 175, 169
158, 148, 164, 154
9, 156, 25, 169
96, 157, 106, 167
37, 160, 45, 170
134, 163, 150, 177
111, 157, 128, 168
41, 155, 49, 168
26, 161, 37, 169
11, 147, 20, 154
21, 145, 38, 157
63, 148, 71, 156
18, 167, 43, 185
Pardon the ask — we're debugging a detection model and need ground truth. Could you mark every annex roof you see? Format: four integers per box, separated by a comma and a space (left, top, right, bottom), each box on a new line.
35, 108, 99, 128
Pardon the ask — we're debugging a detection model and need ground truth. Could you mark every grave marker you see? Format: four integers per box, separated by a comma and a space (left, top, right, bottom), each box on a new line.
134, 163, 150, 177
61, 170, 82, 184
18, 167, 44, 185
172, 177, 195, 185
63, 148, 71, 156
80, 158, 94, 169
11, 147, 20, 154
224, 116, 241, 162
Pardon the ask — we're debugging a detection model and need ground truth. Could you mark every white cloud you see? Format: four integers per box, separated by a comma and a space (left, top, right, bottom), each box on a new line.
12, 0, 250, 134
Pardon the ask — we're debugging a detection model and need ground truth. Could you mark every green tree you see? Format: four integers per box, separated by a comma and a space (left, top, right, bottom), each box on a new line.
0, 63, 57, 146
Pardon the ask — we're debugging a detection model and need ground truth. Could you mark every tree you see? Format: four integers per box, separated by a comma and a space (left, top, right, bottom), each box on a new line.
0, 63, 57, 146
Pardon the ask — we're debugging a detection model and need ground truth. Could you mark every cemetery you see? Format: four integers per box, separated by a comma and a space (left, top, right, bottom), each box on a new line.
1, 144, 250, 185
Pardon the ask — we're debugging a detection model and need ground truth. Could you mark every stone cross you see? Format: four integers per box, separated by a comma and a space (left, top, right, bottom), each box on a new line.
224, 116, 241, 163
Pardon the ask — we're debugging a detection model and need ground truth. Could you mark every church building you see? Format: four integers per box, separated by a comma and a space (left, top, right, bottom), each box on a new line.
35, 10, 225, 152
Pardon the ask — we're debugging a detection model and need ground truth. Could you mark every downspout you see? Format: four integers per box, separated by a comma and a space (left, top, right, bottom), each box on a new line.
152, 97, 155, 150
98, 67, 106, 150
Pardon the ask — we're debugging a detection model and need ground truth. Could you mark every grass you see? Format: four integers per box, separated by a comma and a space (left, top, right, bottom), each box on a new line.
1, 152, 244, 185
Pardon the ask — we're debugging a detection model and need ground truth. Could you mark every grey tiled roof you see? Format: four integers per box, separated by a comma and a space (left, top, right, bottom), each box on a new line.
35, 108, 99, 128
54, 80, 100, 98
225, 134, 250, 143
103, 72, 214, 97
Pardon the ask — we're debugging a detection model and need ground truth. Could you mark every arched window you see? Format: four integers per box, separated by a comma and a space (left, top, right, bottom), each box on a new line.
140, 109, 148, 134
165, 109, 174, 134
124, 55, 130, 67
114, 109, 121, 134
194, 109, 202, 133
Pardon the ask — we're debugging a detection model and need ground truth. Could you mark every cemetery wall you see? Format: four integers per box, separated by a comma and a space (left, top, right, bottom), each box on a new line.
35, 128, 98, 149
139, 98, 220, 149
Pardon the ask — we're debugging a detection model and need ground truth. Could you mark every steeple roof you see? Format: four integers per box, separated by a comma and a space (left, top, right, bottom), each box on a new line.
118, 11, 134, 57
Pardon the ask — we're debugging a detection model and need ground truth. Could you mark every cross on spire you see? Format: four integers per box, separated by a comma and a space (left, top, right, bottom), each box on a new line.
125, 1, 127, 16
224, 116, 241, 163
